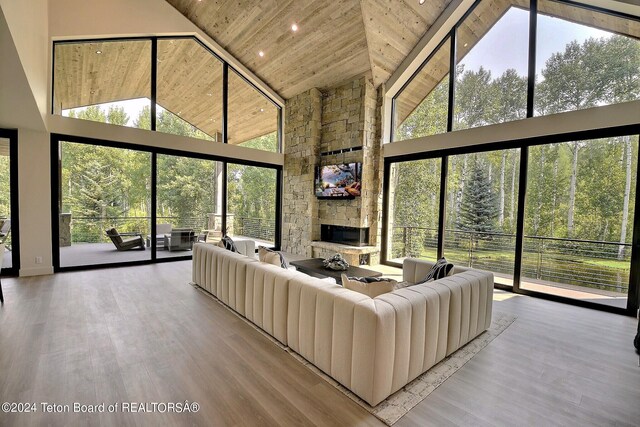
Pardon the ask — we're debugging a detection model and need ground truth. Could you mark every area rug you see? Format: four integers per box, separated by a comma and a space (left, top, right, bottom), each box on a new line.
192, 284, 516, 425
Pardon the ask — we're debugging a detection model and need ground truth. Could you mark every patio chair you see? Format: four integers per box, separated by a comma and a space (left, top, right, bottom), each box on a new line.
164, 228, 195, 252
105, 228, 146, 251
0, 219, 11, 250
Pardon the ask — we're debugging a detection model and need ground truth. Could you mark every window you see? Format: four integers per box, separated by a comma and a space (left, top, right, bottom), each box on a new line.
157, 155, 223, 258
156, 39, 223, 141
454, 5, 529, 130
393, 38, 451, 141
0, 137, 13, 270
535, 0, 640, 116
387, 158, 442, 261
53, 37, 283, 153
59, 141, 152, 268
522, 135, 638, 308
444, 149, 520, 286
226, 163, 277, 246
54, 40, 152, 129
228, 69, 279, 152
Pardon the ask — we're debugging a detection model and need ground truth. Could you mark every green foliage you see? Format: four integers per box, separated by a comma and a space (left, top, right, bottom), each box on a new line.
457, 157, 499, 234
395, 77, 449, 140
239, 133, 278, 152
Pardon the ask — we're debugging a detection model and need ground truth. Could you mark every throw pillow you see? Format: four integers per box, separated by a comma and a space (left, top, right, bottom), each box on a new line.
220, 235, 239, 253
258, 246, 289, 269
341, 274, 397, 298
417, 257, 454, 284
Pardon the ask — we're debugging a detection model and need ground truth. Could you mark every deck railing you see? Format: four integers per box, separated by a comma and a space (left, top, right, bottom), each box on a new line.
390, 226, 631, 293
67, 215, 275, 245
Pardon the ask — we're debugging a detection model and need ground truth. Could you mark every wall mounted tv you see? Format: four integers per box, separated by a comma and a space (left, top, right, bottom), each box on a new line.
315, 163, 362, 199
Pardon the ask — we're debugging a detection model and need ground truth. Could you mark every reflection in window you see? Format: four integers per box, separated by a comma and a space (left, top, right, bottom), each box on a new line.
522, 135, 638, 308
387, 159, 441, 261
394, 39, 450, 141
454, 5, 529, 130
228, 69, 279, 152
156, 39, 223, 142
227, 164, 277, 246
444, 150, 520, 286
54, 40, 152, 129
535, 0, 640, 115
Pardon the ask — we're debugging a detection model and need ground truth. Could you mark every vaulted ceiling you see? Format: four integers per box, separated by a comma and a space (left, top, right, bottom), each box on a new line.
165, 0, 454, 99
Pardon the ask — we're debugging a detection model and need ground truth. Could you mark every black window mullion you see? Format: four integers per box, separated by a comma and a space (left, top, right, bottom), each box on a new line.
513, 146, 529, 291
447, 29, 457, 133
151, 152, 157, 261
381, 158, 392, 263
526, 0, 537, 118
221, 162, 228, 235
222, 64, 229, 144
437, 156, 448, 259
151, 38, 158, 131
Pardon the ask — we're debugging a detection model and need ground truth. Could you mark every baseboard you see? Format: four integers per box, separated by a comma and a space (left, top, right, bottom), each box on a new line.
19, 266, 54, 276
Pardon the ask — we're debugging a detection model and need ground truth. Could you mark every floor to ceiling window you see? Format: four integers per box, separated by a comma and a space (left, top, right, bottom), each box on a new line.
0, 131, 18, 274
385, 0, 640, 314
226, 163, 278, 247
58, 141, 152, 268
522, 135, 638, 308
444, 149, 520, 286
386, 158, 442, 262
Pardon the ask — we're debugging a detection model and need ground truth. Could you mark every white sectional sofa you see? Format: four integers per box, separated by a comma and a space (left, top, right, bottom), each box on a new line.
192, 243, 493, 406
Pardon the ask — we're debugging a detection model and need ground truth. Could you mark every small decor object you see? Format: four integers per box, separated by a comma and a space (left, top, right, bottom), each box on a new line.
341, 275, 396, 298
258, 246, 289, 269
417, 257, 454, 284
323, 253, 349, 271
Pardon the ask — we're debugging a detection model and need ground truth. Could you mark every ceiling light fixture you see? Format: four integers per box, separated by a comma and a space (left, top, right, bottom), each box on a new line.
95, 50, 102, 54
419, 0, 426, 4
258, 50, 265, 57
291, 23, 298, 32
260, 108, 265, 112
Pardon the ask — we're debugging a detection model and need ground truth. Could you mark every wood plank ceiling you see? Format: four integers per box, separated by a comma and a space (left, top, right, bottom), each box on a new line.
53, 0, 640, 144
165, 0, 453, 97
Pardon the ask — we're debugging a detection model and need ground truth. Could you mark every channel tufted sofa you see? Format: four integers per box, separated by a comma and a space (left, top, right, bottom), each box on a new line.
192, 243, 493, 406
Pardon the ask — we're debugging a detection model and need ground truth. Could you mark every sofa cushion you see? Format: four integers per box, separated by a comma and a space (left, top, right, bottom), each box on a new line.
341, 275, 396, 298
417, 257, 453, 284
258, 246, 288, 269
218, 235, 239, 253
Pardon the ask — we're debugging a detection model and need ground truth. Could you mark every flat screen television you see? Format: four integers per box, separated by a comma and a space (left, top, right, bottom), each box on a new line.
315, 163, 362, 199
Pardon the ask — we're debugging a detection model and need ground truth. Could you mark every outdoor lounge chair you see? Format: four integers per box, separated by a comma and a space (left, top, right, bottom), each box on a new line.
0, 219, 11, 250
105, 228, 146, 251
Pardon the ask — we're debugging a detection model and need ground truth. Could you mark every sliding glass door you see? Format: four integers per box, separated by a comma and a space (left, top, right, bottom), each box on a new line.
521, 136, 638, 309
58, 141, 152, 268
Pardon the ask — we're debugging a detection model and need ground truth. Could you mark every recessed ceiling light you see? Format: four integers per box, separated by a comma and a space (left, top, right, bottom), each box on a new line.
464, 43, 468, 47
258, 50, 265, 57
95, 50, 102, 54
291, 23, 298, 32
419, 0, 426, 4
90, 90, 95, 94
178, 111, 182, 115
207, 93, 212, 97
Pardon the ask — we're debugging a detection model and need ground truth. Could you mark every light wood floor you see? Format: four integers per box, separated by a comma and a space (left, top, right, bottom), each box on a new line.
0, 262, 638, 427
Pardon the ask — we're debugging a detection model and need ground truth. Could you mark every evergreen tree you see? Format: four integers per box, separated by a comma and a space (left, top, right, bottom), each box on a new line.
457, 158, 499, 235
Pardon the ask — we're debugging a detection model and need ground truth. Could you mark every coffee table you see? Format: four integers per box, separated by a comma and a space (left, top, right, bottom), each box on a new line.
290, 258, 382, 285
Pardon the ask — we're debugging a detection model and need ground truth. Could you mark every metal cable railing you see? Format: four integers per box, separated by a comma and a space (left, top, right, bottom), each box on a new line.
390, 225, 631, 293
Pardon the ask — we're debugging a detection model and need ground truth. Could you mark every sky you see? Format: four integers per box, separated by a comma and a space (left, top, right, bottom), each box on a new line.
461, 7, 613, 77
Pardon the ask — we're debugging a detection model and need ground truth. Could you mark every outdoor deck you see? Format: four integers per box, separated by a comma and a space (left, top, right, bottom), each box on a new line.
59, 236, 275, 268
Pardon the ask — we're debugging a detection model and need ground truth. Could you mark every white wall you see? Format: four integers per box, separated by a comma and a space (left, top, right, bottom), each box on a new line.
17, 129, 52, 276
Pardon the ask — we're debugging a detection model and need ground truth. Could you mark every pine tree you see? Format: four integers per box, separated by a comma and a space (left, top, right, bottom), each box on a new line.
457, 158, 499, 236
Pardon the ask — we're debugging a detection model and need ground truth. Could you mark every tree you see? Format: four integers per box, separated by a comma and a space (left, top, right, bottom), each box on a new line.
490, 69, 527, 123
395, 77, 449, 140
454, 66, 494, 128
107, 106, 129, 126
457, 157, 499, 236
